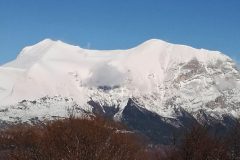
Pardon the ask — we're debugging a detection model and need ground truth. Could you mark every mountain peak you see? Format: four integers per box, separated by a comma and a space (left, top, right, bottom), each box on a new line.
19, 39, 55, 57
4, 39, 61, 69
38, 38, 55, 43
36, 38, 69, 46
137, 39, 169, 48
142, 38, 168, 44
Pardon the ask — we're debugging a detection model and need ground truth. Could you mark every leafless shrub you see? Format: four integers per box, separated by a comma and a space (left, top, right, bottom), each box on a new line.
0, 117, 147, 160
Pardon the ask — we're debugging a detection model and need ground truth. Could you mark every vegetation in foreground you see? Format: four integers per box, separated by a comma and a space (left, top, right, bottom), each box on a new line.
0, 117, 240, 160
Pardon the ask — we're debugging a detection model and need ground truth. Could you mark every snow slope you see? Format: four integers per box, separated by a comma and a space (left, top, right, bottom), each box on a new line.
0, 39, 240, 124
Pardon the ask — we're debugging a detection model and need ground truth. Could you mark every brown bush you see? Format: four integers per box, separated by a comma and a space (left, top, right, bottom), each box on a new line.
225, 121, 240, 160
2, 117, 240, 160
155, 122, 240, 160
0, 117, 147, 160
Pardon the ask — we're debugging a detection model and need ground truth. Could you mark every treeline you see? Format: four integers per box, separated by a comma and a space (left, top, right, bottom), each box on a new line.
0, 117, 240, 160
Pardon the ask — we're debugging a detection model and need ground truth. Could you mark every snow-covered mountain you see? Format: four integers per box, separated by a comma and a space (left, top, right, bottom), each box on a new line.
0, 39, 240, 143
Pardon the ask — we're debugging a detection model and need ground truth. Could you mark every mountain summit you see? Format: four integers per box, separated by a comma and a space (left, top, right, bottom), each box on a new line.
0, 39, 239, 143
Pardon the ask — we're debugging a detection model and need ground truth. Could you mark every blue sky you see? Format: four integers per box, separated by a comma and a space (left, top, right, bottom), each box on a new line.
0, 0, 240, 64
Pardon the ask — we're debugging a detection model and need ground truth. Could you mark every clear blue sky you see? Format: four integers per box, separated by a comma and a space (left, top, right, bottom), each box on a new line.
0, 0, 240, 65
